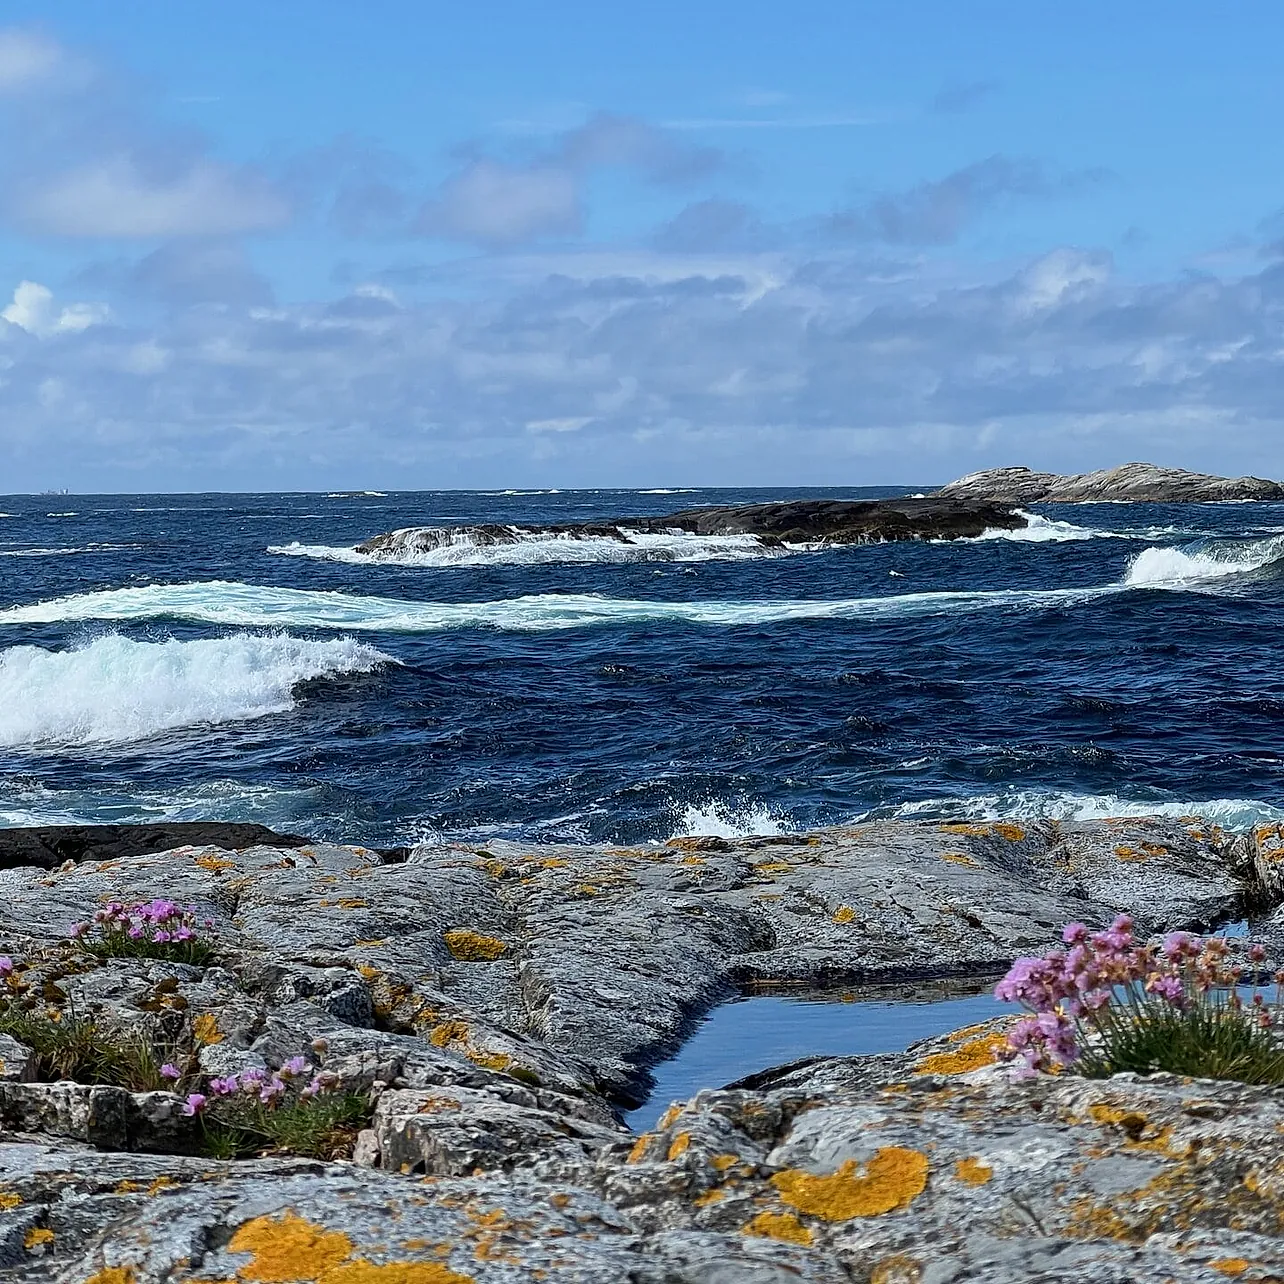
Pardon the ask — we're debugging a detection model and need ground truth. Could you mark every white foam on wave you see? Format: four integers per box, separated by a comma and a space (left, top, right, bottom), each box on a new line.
0, 543, 141, 558
0, 632, 395, 747
973, 510, 1112, 543
884, 789, 1284, 831
269, 530, 780, 568
668, 800, 792, 839
638, 488, 699, 495
1123, 533, 1284, 587
0, 579, 1121, 634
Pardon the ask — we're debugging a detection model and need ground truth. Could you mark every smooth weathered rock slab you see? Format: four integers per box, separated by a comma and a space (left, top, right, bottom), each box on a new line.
935, 462, 1284, 504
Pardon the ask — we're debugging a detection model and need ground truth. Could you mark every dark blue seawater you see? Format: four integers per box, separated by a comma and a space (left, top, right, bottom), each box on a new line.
2, 487, 1284, 845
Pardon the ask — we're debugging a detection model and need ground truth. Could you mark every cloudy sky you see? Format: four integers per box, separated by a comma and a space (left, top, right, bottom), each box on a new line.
2, 1, 1284, 491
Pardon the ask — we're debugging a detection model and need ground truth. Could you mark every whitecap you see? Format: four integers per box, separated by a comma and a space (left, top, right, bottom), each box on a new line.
1123, 533, 1284, 587
0, 632, 395, 747
0, 579, 1123, 634
667, 799, 792, 839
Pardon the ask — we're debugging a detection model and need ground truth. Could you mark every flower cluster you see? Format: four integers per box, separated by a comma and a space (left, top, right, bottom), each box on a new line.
995, 915, 1284, 1079
182, 1056, 340, 1117
71, 900, 215, 965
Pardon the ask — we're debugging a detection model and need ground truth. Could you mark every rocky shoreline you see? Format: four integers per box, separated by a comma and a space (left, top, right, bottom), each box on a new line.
354, 497, 1026, 559
2, 815, 1284, 1281
935, 462, 1284, 504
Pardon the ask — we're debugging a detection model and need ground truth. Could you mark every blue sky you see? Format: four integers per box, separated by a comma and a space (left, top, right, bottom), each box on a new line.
2, 3, 1284, 490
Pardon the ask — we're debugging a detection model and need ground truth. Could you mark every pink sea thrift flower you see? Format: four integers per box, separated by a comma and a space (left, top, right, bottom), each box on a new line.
182, 1093, 207, 1116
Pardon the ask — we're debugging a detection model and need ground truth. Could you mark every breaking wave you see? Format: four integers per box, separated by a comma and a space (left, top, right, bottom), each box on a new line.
1123, 533, 1284, 586
882, 789, 1284, 831
667, 800, 793, 839
0, 579, 1121, 634
269, 530, 780, 567
0, 632, 395, 747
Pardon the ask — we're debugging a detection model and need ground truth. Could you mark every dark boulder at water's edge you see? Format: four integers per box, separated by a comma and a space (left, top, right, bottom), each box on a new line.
935, 461, 1284, 503
355, 496, 1026, 557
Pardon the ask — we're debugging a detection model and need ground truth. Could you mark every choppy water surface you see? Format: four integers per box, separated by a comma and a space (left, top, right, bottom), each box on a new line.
2, 487, 1284, 845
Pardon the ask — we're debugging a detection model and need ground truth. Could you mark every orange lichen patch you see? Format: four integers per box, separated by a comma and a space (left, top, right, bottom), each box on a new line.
667, 1132, 692, 1161
0, 1191, 22, 1209
712, 1153, 739, 1171
953, 1157, 993, 1186
938, 823, 991, 838
540, 858, 567, 869
481, 860, 507, 879
742, 1211, 813, 1245
627, 1134, 653, 1164
572, 884, 601, 897
1209, 1261, 1250, 1278
1085, 1104, 1175, 1153
428, 1019, 471, 1048
114, 1180, 142, 1194
870, 1255, 923, 1284
693, 1188, 726, 1207
680, 855, 707, 866
192, 1013, 224, 1046
443, 930, 507, 962
23, 1228, 53, 1249
1113, 846, 1147, 863
84, 1270, 136, 1284
754, 862, 792, 876
939, 851, 977, 868
832, 905, 858, 924
195, 854, 238, 872
229, 1213, 354, 1280
913, 1033, 1005, 1075
146, 1176, 174, 1196
992, 823, 1025, 841
657, 1103, 684, 1130
771, 1149, 929, 1220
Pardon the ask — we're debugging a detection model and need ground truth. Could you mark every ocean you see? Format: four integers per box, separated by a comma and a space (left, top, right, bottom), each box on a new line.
2, 486, 1283, 847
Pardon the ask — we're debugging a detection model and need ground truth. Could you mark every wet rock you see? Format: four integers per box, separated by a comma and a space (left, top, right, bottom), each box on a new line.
0, 823, 312, 871
935, 461, 1284, 503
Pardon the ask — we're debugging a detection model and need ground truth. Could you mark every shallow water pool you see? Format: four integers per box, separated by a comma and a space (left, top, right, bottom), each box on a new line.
627, 982, 1009, 1130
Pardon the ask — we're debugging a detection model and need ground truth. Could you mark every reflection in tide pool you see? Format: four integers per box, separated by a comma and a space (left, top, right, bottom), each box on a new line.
628, 983, 1008, 1131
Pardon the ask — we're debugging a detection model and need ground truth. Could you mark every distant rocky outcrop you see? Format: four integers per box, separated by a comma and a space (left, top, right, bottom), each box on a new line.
356, 497, 1026, 558
936, 462, 1284, 503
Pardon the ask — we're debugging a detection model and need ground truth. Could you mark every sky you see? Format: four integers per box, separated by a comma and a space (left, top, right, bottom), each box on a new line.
2, 2, 1284, 491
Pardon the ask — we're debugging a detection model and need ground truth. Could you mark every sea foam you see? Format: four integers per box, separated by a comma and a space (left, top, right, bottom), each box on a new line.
1123, 533, 1284, 586
0, 632, 395, 747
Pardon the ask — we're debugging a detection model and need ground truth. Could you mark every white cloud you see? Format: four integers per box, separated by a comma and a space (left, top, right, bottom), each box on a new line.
1, 280, 109, 336
16, 154, 291, 238
0, 29, 66, 95
414, 160, 581, 245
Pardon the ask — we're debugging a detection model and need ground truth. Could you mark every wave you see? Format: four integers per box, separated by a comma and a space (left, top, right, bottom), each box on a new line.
1123, 533, 1284, 587
269, 530, 781, 567
638, 488, 699, 495
0, 543, 141, 559
972, 510, 1117, 543
0, 579, 1123, 634
883, 789, 1284, 831
0, 632, 395, 747
667, 799, 793, 839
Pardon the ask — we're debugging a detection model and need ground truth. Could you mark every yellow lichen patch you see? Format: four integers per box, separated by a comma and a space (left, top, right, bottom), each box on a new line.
667, 1132, 692, 1161
832, 905, 857, 924
657, 1103, 684, 1130
195, 854, 238, 872
23, 1228, 53, 1249
1209, 1260, 1250, 1278
0, 1191, 21, 1209
938, 823, 991, 838
146, 1176, 174, 1196
1113, 846, 1147, 863
464, 1049, 511, 1073
114, 1180, 142, 1194
428, 1019, 471, 1048
229, 1212, 355, 1281
1085, 1103, 1174, 1153
84, 1270, 136, 1284
939, 851, 977, 867
913, 1033, 1005, 1075
771, 1149, 930, 1220
870, 1255, 923, 1284
712, 1153, 739, 1171
324, 1264, 474, 1284
627, 1134, 653, 1164
680, 855, 707, 866
192, 1013, 224, 1046
754, 862, 792, 876
573, 884, 600, 897
953, 1157, 992, 1186
693, 1188, 726, 1207
742, 1211, 813, 1245
992, 823, 1025, 841
443, 930, 507, 962
540, 858, 567, 869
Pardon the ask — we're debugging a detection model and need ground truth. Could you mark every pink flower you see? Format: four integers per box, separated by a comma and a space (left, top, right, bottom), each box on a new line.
160, 1063, 181, 1081
182, 1093, 207, 1116
1062, 922, 1089, 945
0, 957, 12, 977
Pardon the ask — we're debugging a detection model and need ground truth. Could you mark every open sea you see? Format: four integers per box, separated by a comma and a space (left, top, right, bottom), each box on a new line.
2, 486, 1284, 847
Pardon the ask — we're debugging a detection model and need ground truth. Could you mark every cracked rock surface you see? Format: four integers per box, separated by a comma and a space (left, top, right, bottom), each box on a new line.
0, 815, 1281, 1282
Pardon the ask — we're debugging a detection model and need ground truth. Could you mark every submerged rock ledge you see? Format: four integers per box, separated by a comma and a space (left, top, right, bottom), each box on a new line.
354, 496, 1026, 558
936, 461, 1284, 503
1, 814, 1283, 1282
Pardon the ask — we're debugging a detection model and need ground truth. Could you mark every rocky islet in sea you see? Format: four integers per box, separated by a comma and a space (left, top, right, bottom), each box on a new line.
2, 814, 1284, 1281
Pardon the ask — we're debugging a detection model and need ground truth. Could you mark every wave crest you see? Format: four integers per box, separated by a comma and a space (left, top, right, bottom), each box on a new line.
1124, 533, 1284, 586
0, 632, 395, 747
